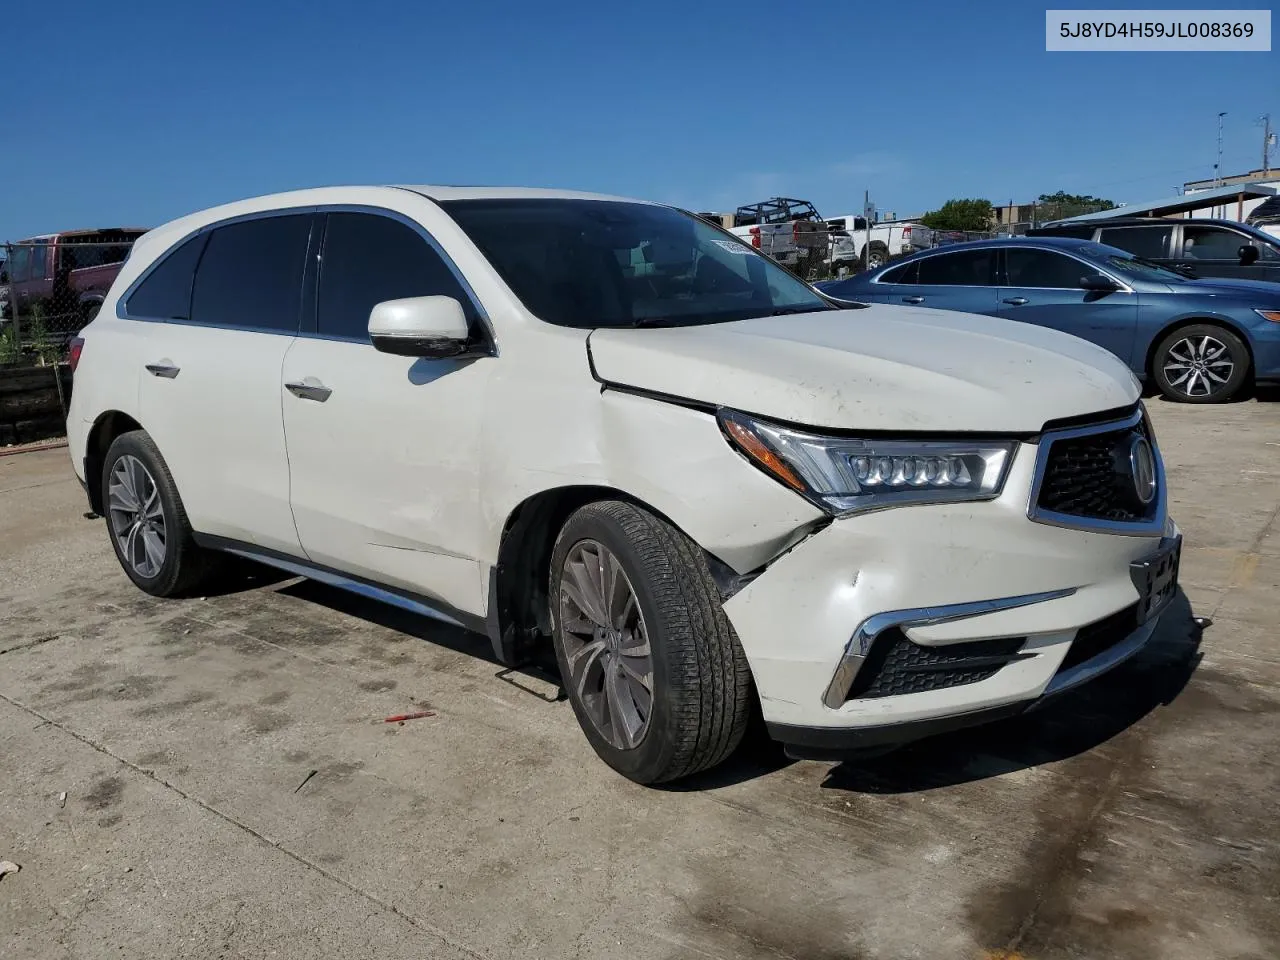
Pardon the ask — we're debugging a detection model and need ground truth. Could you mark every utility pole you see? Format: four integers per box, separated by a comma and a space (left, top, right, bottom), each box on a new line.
1215, 111, 1227, 186
1262, 113, 1274, 175
1215, 111, 1227, 217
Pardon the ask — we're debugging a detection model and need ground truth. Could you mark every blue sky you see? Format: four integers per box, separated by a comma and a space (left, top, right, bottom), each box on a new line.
2, 0, 1273, 237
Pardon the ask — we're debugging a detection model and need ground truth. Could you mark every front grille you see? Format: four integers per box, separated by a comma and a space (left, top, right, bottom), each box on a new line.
1058, 604, 1138, 672
847, 632, 1026, 700
1036, 420, 1155, 523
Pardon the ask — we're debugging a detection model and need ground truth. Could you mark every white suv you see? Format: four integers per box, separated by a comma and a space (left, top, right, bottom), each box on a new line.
67, 186, 1181, 784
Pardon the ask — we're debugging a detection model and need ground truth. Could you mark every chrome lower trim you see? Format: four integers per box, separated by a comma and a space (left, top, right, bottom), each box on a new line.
822, 588, 1077, 709
1038, 613, 1161, 700
1027, 408, 1167, 537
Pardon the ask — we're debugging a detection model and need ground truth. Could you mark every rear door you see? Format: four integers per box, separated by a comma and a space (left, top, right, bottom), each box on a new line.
997, 247, 1138, 364
134, 212, 315, 554
889, 248, 1000, 315
1097, 224, 1173, 265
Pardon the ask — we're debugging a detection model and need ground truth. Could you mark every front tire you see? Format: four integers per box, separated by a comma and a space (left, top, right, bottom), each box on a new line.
549, 501, 752, 784
102, 430, 219, 597
1152, 324, 1250, 403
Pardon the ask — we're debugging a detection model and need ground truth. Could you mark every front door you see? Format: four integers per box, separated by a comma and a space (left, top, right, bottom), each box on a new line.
997, 247, 1138, 365
135, 213, 314, 554
1173, 223, 1280, 283
281, 209, 493, 616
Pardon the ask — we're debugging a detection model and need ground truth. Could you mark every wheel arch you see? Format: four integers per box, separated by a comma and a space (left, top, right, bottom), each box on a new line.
84, 410, 144, 515
1143, 314, 1255, 382
486, 484, 749, 666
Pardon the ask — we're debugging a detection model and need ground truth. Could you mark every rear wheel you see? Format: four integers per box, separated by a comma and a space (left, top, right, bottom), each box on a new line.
102, 430, 220, 597
549, 501, 752, 784
1152, 324, 1250, 403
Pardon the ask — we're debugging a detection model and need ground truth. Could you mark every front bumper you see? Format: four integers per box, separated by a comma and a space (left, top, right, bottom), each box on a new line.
721, 436, 1179, 749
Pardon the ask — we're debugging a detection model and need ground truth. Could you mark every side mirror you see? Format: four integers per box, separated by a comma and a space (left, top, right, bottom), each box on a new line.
1079, 273, 1118, 292
368, 296, 482, 359
1239, 244, 1260, 266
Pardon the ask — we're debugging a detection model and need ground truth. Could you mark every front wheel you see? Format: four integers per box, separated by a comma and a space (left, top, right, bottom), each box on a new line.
863, 245, 888, 271
549, 501, 752, 784
1152, 324, 1250, 403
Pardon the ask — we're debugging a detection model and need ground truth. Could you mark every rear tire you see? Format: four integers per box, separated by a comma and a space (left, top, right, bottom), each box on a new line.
1152, 324, 1250, 403
549, 501, 752, 784
102, 430, 220, 597
863, 244, 889, 271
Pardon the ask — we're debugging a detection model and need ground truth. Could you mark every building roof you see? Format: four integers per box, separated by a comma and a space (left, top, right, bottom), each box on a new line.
1053, 182, 1280, 224
1185, 168, 1280, 190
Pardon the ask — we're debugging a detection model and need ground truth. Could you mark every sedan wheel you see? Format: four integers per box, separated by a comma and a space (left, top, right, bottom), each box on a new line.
108, 454, 167, 578
1162, 335, 1233, 399
1153, 324, 1249, 403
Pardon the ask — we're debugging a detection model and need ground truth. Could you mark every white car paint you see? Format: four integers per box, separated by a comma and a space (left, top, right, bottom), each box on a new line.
67, 184, 1176, 753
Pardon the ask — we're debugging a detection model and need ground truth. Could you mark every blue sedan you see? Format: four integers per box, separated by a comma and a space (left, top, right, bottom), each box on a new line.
817, 237, 1280, 403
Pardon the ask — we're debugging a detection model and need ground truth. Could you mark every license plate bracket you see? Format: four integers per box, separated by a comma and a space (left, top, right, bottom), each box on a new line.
1131, 536, 1181, 624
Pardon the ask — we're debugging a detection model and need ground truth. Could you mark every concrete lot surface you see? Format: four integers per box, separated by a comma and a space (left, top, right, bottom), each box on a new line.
1, 399, 1278, 960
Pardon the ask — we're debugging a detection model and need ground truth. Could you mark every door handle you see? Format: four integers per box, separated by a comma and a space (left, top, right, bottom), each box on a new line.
1002, 297, 1029, 306
145, 362, 180, 378
285, 379, 332, 403
901, 296, 925, 304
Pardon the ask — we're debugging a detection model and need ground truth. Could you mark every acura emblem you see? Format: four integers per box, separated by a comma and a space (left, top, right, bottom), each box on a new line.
1128, 436, 1156, 506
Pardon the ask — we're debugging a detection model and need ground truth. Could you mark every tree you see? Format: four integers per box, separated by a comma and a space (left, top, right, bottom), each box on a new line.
919, 198, 993, 232
1037, 191, 1116, 210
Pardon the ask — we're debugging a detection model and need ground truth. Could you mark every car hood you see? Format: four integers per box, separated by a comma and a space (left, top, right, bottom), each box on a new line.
588, 306, 1139, 432
1176, 277, 1280, 301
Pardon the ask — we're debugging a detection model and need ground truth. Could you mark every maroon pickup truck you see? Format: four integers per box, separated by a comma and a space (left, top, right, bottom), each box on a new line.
3, 228, 147, 335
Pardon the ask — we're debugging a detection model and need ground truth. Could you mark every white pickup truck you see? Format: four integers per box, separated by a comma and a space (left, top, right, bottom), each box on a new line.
825, 216, 922, 273
726, 198, 830, 275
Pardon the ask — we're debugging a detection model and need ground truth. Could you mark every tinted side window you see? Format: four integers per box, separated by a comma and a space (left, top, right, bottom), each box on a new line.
317, 212, 472, 340
1039, 226, 1094, 240
126, 233, 209, 319
878, 260, 918, 284
916, 249, 993, 286
1181, 225, 1247, 260
1098, 226, 1171, 259
190, 215, 312, 332
1005, 249, 1089, 288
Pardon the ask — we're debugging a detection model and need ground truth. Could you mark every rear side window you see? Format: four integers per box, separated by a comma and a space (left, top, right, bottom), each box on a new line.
190, 214, 313, 332
916, 249, 994, 286
878, 260, 918, 284
316, 212, 473, 341
1098, 225, 1171, 259
126, 233, 209, 320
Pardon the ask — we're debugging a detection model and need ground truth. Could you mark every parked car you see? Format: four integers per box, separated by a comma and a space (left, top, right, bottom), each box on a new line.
1246, 196, 1280, 240
1030, 217, 1280, 284
824, 216, 921, 273
818, 237, 1280, 403
727, 198, 829, 274
69, 187, 1179, 783
3, 229, 147, 333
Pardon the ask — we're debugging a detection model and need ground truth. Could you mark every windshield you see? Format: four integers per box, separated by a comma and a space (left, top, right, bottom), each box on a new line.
442, 199, 833, 328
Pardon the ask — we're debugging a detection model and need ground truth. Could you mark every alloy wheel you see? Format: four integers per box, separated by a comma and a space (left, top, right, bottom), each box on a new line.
1163, 335, 1234, 399
558, 539, 654, 750
108, 455, 167, 578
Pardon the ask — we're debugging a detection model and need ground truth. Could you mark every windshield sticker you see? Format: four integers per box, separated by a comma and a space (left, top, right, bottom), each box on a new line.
712, 240, 755, 255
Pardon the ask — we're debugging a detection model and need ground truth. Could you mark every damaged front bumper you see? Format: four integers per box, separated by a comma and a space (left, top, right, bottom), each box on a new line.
720, 441, 1180, 758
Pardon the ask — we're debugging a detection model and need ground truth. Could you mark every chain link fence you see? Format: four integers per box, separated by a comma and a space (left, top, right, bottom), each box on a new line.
1, 234, 141, 445
2, 234, 141, 367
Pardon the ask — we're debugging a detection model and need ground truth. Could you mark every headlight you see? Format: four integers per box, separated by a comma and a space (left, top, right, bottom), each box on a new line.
719, 409, 1016, 516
